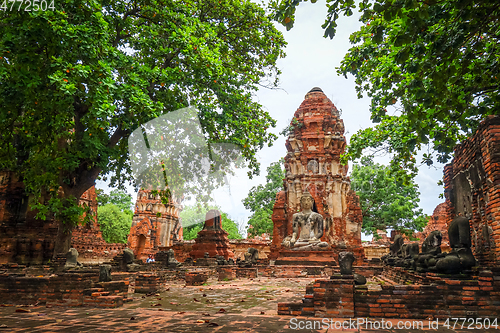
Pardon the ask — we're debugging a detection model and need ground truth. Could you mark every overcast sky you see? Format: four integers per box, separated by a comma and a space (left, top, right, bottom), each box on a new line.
97, 2, 446, 239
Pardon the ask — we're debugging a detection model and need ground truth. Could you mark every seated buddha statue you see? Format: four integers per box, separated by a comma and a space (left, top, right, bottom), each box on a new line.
282, 191, 329, 251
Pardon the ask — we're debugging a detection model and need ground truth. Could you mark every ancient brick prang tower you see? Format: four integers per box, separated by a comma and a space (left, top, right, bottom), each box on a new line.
271, 87, 364, 263
128, 189, 182, 260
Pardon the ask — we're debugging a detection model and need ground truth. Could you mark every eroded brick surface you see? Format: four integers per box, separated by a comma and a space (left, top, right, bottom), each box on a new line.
0, 180, 123, 264
72, 186, 126, 263
128, 189, 182, 260
422, 116, 500, 267
189, 210, 234, 260
270, 87, 364, 263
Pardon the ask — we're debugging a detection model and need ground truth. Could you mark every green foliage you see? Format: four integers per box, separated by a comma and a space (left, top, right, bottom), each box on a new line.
271, 0, 499, 172
183, 223, 204, 241
96, 189, 133, 215
180, 204, 242, 240
279, 117, 303, 136
350, 157, 428, 237
97, 203, 132, 243
0, 0, 286, 230
242, 159, 285, 238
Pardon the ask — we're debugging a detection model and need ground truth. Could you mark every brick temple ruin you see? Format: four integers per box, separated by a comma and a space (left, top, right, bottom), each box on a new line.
0, 174, 123, 265
188, 209, 235, 260
127, 189, 183, 260
0, 92, 499, 321
278, 114, 500, 318
270, 87, 364, 265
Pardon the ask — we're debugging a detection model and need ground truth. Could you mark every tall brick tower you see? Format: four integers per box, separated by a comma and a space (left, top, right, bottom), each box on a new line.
128, 189, 183, 259
271, 87, 364, 264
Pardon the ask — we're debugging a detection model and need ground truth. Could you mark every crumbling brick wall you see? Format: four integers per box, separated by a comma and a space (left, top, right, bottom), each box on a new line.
0, 171, 57, 264
71, 186, 126, 263
0, 174, 126, 264
443, 115, 500, 266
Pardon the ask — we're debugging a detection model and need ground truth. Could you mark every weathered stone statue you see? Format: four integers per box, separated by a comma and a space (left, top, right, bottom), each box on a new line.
238, 247, 259, 267
99, 264, 112, 282
64, 248, 81, 268
339, 251, 354, 275
123, 248, 135, 264
216, 255, 227, 265
336, 251, 366, 285
166, 249, 181, 268
435, 216, 476, 274
414, 230, 442, 272
121, 247, 141, 272
403, 242, 419, 269
394, 243, 408, 267
382, 234, 404, 265
282, 192, 329, 250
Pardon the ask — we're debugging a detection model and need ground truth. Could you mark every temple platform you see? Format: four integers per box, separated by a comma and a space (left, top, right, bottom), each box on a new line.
274, 250, 337, 266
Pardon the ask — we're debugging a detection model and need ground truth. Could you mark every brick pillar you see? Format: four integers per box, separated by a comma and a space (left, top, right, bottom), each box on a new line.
308, 275, 355, 318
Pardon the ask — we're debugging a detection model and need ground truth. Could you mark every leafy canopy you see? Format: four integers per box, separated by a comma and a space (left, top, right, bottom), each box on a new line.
242, 159, 285, 238
180, 204, 242, 240
96, 189, 133, 214
97, 203, 133, 243
350, 157, 428, 237
0, 0, 286, 228
271, 0, 499, 174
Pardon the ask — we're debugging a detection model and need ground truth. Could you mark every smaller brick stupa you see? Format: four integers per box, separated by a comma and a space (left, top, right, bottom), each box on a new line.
189, 210, 235, 260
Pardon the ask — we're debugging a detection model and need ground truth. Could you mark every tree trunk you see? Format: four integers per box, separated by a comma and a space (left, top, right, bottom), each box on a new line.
52, 219, 74, 258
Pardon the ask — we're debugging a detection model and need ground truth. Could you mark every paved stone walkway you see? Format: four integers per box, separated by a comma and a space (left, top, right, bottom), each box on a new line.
0, 277, 495, 332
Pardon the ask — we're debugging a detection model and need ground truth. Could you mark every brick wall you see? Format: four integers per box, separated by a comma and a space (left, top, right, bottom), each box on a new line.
442, 115, 500, 266
135, 273, 166, 293
0, 171, 58, 264
362, 245, 389, 259
0, 177, 126, 264
0, 271, 96, 306
0, 270, 132, 307
278, 275, 355, 317
71, 186, 127, 263
278, 265, 500, 319
355, 269, 499, 319
257, 265, 383, 279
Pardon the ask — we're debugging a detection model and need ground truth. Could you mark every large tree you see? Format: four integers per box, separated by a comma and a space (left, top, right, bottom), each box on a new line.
96, 189, 133, 214
242, 159, 284, 238
350, 157, 428, 237
272, 0, 499, 174
180, 204, 242, 240
97, 203, 133, 243
0, 0, 286, 254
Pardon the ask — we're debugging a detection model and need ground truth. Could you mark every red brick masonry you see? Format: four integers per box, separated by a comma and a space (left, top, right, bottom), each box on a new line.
278, 266, 500, 319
